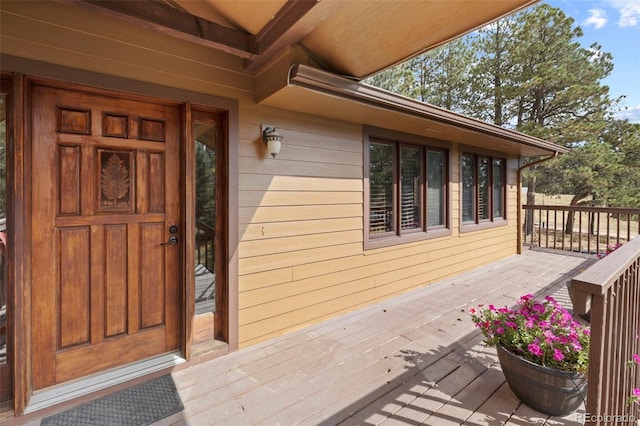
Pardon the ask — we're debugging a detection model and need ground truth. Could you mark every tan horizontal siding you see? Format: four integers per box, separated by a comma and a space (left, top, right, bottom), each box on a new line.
239, 190, 362, 207
239, 229, 363, 258
239, 175, 363, 192
0, 3, 254, 99
239, 242, 364, 276
240, 217, 362, 241
239, 204, 362, 224
239, 268, 293, 293
239, 106, 363, 144
239, 156, 362, 179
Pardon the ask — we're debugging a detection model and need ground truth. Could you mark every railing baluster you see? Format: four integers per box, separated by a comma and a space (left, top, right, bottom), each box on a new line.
562, 209, 566, 251
596, 211, 601, 255
570, 209, 575, 253
587, 211, 591, 254
553, 209, 558, 250
578, 210, 583, 254
545, 209, 549, 248
537, 208, 542, 247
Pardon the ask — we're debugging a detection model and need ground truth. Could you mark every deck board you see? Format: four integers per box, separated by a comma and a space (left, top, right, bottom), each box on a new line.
3, 248, 595, 425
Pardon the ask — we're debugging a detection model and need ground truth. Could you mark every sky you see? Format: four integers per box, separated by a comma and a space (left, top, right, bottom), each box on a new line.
544, 0, 640, 123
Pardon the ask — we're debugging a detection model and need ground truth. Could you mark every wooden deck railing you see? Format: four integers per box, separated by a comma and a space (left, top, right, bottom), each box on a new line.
571, 236, 640, 425
523, 205, 640, 256
195, 220, 215, 273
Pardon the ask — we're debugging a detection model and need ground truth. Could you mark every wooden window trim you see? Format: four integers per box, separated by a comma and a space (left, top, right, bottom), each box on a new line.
364, 126, 451, 250
459, 147, 507, 233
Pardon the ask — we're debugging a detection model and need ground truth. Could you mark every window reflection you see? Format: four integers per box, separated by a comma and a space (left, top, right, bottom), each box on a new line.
0, 92, 6, 365
400, 145, 422, 231
194, 122, 216, 315
462, 154, 475, 223
369, 142, 395, 234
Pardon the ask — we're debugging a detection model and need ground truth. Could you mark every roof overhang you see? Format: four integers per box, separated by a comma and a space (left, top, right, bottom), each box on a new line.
258, 64, 568, 157
63, 0, 539, 78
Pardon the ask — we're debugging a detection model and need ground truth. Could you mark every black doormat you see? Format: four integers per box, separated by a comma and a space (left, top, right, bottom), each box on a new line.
41, 375, 184, 426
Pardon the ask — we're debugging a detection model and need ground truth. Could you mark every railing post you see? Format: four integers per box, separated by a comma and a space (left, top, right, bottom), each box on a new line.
571, 236, 640, 425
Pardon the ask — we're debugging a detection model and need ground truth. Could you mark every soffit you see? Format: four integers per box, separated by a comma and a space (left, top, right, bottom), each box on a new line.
71, 0, 538, 77
297, 0, 538, 78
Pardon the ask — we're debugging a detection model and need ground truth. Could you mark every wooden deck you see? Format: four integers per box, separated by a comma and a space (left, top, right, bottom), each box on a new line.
5, 248, 596, 425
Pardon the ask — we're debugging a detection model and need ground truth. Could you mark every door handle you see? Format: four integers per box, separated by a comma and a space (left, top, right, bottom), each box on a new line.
160, 236, 178, 246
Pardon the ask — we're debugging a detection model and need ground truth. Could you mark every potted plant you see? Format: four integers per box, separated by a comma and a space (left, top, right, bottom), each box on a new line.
469, 294, 590, 416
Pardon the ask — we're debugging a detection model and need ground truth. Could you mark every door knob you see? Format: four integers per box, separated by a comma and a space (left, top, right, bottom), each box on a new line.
161, 236, 178, 246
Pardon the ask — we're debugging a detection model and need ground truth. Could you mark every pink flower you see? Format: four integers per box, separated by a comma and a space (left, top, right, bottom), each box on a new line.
528, 343, 543, 357
633, 354, 640, 364
496, 326, 505, 335
553, 349, 565, 361
469, 307, 477, 315
634, 388, 640, 397
532, 303, 545, 314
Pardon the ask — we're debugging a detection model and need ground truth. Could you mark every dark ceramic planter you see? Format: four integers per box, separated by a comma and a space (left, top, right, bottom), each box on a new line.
497, 344, 587, 416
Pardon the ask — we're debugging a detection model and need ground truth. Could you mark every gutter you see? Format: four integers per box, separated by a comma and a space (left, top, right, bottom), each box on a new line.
516, 153, 559, 254
286, 64, 568, 254
287, 64, 569, 155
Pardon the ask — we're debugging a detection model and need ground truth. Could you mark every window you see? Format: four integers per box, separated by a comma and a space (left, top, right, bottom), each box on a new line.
366, 128, 449, 249
461, 152, 506, 227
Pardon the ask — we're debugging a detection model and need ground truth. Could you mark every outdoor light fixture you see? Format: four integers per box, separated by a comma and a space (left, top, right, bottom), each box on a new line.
262, 125, 283, 158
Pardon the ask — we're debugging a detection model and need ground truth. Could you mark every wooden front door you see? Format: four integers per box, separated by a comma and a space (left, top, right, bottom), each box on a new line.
30, 82, 182, 390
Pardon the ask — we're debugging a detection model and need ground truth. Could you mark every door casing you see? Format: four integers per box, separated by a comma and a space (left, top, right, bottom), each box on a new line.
0, 61, 240, 415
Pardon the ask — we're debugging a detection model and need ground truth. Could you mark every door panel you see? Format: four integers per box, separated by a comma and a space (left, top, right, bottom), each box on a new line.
30, 83, 182, 389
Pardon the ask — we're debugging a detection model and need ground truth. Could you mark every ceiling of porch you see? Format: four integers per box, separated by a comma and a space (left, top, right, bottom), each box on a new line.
72, 0, 538, 78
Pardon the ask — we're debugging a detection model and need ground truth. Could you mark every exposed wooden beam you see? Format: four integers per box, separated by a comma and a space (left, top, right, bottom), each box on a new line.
244, 0, 346, 72
255, 0, 318, 52
59, 0, 259, 58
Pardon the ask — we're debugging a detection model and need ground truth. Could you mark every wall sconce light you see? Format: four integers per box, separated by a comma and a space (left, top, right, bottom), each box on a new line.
262, 125, 283, 158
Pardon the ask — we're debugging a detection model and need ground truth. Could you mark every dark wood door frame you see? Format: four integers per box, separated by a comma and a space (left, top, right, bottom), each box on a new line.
1, 58, 239, 416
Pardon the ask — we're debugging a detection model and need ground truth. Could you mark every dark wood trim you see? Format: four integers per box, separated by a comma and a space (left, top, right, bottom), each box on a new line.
214, 109, 229, 343
0, 75, 12, 404
225, 101, 239, 352
182, 103, 194, 361
189, 107, 229, 346
1, 56, 242, 414
60, 0, 258, 58
458, 146, 510, 232
363, 125, 452, 251
244, 1, 348, 72
8, 73, 30, 415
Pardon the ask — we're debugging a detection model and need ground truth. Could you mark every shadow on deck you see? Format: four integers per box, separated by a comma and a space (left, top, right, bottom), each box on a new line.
163, 248, 595, 425
6, 248, 596, 425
